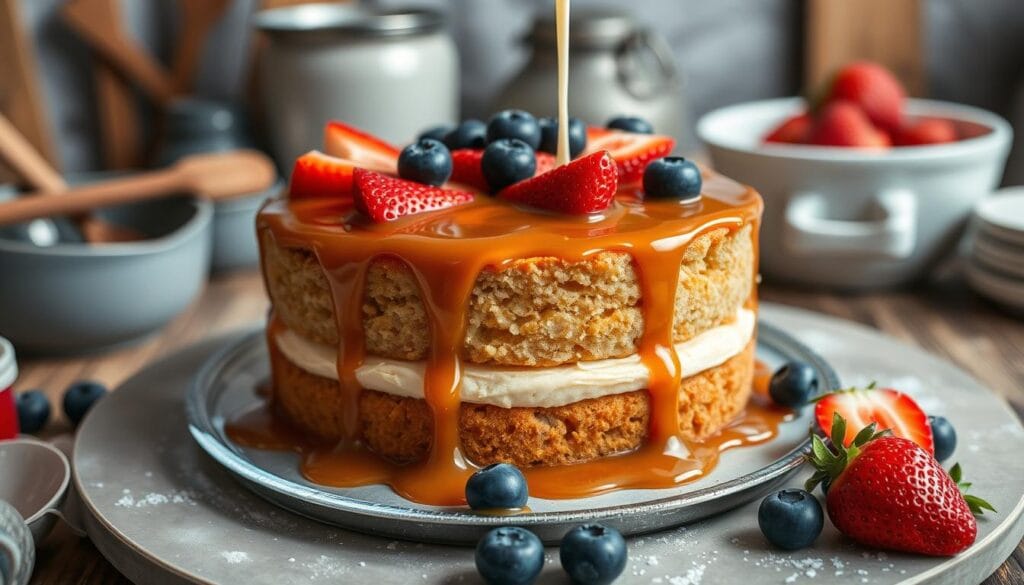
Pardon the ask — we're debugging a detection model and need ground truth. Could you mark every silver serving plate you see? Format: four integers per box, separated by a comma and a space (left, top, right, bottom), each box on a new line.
187, 322, 839, 544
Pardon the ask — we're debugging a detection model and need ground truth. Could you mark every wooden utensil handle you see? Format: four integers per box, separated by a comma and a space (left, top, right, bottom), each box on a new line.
0, 113, 66, 191
0, 171, 181, 225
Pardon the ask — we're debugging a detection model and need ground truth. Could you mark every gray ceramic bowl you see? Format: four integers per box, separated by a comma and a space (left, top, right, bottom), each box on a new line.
0, 439, 71, 546
210, 180, 281, 273
0, 184, 212, 355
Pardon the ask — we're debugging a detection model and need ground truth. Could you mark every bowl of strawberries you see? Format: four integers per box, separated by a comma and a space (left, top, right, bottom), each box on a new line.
697, 61, 1012, 290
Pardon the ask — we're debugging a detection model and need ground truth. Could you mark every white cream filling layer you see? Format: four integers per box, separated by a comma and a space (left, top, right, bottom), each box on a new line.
275, 308, 755, 409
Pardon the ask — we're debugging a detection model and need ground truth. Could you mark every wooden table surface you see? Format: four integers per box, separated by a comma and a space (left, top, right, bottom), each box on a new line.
16, 269, 1024, 585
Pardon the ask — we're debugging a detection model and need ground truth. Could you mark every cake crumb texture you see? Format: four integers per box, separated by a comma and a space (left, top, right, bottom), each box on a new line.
261, 224, 753, 367
271, 340, 755, 467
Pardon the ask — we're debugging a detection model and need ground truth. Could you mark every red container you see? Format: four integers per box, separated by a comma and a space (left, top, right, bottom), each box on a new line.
0, 336, 18, 439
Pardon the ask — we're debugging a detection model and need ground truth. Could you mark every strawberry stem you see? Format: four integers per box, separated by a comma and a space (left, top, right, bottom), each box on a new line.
950, 462, 996, 516
804, 413, 890, 492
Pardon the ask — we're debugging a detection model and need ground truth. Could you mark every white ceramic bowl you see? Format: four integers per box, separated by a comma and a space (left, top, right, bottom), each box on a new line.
698, 98, 1012, 290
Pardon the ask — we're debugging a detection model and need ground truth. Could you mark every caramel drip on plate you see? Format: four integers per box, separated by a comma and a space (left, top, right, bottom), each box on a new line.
235, 173, 771, 506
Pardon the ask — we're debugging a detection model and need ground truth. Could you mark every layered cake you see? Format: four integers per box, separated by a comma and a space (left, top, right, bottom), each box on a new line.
248, 118, 765, 505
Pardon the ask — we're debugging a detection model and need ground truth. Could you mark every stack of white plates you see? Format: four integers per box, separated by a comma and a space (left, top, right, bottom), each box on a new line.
966, 189, 1024, 314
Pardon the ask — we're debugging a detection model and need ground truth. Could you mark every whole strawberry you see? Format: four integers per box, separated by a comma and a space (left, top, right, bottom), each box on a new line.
809, 101, 891, 148
825, 61, 906, 132
806, 414, 994, 556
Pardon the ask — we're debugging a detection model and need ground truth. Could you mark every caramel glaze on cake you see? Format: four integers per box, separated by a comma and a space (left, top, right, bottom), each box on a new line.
238, 168, 774, 505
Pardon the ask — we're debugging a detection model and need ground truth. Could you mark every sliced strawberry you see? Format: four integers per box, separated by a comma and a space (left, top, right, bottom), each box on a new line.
449, 149, 489, 191
354, 169, 474, 223
500, 150, 617, 215
324, 121, 400, 173
289, 150, 357, 199
815, 386, 934, 454
894, 117, 957, 146
584, 131, 675, 186
764, 113, 812, 144
808, 100, 891, 148
534, 151, 557, 176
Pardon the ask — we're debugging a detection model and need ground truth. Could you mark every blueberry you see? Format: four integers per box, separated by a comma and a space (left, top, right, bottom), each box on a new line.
482, 138, 536, 192
758, 489, 823, 550
820, 477, 831, 495
642, 157, 702, 201
559, 524, 627, 585
928, 415, 957, 462
475, 526, 544, 585
15, 390, 50, 434
768, 361, 818, 407
444, 119, 488, 150
607, 115, 654, 134
398, 138, 453, 186
62, 381, 107, 426
538, 117, 587, 158
418, 124, 453, 143
487, 110, 542, 150
466, 463, 529, 509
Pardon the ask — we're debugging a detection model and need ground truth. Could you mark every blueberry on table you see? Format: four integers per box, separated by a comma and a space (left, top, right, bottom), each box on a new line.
607, 115, 654, 134
63, 381, 107, 426
768, 361, 818, 407
928, 415, 957, 462
487, 110, 542, 150
466, 463, 529, 510
642, 157, 702, 201
482, 138, 537, 192
475, 526, 544, 585
398, 138, 453, 186
16, 390, 51, 434
418, 124, 453, 143
559, 523, 627, 585
538, 116, 587, 158
758, 489, 823, 550
444, 119, 488, 150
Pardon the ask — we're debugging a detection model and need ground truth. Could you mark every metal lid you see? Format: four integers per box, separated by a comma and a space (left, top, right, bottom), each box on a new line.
527, 8, 636, 49
254, 4, 446, 42
0, 336, 16, 390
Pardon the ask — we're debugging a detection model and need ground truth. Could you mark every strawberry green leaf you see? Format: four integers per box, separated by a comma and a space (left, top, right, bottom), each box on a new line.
950, 462, 963, 484
964, 494, 996, 516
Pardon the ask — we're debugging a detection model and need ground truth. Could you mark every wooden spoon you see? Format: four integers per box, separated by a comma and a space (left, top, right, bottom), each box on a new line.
0, 150, 277, 226
61, 0, 176, 107
171, 0, 231, 93
0, 112, 142, 242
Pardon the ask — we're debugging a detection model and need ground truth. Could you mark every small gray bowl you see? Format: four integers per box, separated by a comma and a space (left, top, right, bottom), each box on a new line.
210, 180, 281, 273
0, 438, 71, 547
0, 184, 212, 355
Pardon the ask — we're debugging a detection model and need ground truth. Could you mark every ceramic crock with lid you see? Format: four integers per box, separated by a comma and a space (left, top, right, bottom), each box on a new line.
255, 4, 459, 170
495, 8, 686, 143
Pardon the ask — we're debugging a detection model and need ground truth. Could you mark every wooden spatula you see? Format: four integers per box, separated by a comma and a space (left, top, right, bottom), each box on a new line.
61, 0, 177, 107
172, 0, 231, 93
0, 150, 278, 226
0, 0, 59, 184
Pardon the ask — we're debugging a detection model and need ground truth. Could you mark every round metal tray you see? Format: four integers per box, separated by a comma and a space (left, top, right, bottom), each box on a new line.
186, 321, 839, 544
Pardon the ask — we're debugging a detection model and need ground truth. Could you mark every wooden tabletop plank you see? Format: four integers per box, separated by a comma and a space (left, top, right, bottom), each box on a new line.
17, 269, 1024, 584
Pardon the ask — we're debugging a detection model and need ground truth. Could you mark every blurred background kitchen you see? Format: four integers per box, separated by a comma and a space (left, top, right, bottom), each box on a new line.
1, 0, 1023, 352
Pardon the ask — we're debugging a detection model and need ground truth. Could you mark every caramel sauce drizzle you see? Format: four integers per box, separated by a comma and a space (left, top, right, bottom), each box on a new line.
227, 174, 787, 506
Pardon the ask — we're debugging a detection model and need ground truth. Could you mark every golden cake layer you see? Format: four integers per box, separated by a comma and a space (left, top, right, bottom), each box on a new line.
261, 224, 753, 367
270, 338, 755, 467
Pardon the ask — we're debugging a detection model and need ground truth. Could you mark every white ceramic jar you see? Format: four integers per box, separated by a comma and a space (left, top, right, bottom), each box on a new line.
698, 98, 1012, 290
494, 8, 686, 143
255, 5, 459, 170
